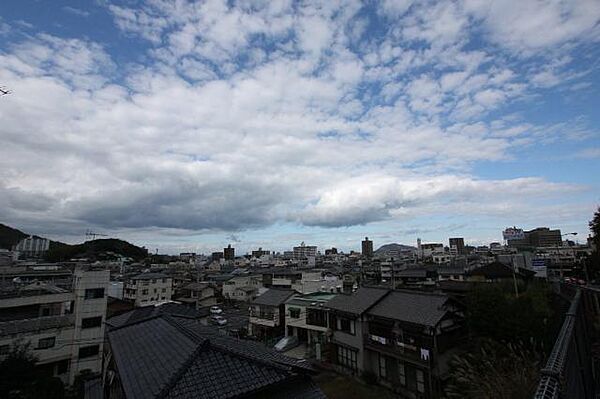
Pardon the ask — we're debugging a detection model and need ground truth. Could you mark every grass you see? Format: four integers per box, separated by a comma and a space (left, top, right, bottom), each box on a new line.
314, 370, 398, 399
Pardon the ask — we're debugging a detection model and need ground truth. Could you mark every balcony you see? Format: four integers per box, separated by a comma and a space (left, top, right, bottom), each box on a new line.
249, 311, 276, 327
364, 333, 432, 366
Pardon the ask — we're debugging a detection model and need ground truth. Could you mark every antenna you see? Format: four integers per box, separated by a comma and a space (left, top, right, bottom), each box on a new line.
0, 86, 11, 96
85, 229, 108, 240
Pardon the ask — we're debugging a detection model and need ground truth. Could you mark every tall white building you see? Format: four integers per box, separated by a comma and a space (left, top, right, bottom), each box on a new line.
0, 268, 109, 385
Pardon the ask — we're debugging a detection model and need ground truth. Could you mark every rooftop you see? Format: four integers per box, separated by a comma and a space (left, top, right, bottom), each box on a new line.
107, 313, 323, 399
325, 287, 388, 315
251, 288, 296, 307
367, 290, 452, 327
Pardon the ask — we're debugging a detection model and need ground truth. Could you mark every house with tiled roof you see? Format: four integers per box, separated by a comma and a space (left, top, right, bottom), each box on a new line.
103, 310, 325, 399
363, 290, 465, 398
248, 288, 296, 340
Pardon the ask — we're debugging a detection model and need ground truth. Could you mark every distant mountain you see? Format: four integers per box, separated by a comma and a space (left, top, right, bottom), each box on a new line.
0, 223, 30, 250
46, 238, 149, 262
374, 243, 417, 256
0, 223, 148, 262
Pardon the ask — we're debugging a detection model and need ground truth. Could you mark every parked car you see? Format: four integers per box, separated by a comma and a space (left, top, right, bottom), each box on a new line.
274, 336, 298, 352
210, 306, 223, 314
210, 315, 228, 326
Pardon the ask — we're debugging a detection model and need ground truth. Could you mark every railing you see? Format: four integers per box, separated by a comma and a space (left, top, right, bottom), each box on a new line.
534, 285, 597, 398
249, 311, 275, 321
363, 333, 431, 365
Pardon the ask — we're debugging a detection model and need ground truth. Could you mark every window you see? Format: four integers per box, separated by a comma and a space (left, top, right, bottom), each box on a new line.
337, 346, 357, 371
37, 337, 55, 349
154, 288, 157, 293
162, 288, 166, 293
378, 354, 387, 380
416, 369, 425, 393
79, 345, 99, 359
81, 316, 102, 329
142, 289, 148, 295
337, 317, 355, 335
152, 279, 156, 284
162, 278, 166, 283
84, 288, 104, 299
289, 308, 301, 318
0, 344, 9, 355
398, 362, 406, 386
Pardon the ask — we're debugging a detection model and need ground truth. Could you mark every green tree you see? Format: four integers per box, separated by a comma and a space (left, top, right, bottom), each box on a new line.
0, 341, 65, 399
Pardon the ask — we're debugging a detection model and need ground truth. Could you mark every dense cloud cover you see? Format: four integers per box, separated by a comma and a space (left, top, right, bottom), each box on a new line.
0, 0, 598, 250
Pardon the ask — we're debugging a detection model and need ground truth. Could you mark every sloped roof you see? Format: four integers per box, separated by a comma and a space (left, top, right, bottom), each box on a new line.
325, 287, 388, 315
367, 290, 450, 327
251, 288, 296, 306
107, 314, 323, 399
106, 302, 207, 330
132, 272, 169, 280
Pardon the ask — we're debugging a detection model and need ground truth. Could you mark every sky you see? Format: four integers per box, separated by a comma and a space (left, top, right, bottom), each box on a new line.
0, 0, 599, 255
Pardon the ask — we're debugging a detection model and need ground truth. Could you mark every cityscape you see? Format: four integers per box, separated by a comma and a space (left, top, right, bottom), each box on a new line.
1, 1, 600, 399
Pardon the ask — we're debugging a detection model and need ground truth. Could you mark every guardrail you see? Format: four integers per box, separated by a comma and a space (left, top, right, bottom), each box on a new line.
534, 285, 597, 398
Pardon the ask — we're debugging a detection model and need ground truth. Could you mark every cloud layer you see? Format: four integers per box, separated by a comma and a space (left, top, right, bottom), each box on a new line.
0, 0, 598, 245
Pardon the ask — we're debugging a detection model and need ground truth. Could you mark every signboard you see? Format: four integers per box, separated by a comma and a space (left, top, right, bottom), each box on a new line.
503, 227, 525, 240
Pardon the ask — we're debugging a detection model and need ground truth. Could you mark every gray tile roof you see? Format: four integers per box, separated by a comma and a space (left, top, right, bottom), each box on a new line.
325, 287, 388, 315
107, 314, 323, 399
251, 288, 296, 307
106, 303, 207, 330
367, 291, 450, 327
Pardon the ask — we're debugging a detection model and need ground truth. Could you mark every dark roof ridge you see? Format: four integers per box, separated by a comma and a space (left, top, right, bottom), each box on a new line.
106, 313, 163, 332
391, 288, 449, 298
155, 340, 211, 399
163, 314, 207, 344
207, 339, 293, 373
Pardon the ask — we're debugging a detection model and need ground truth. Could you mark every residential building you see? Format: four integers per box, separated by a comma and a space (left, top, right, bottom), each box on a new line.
251, 247, 270, 258
0, 268, 109, 385
224, 244, 235, 261
363, 291, 465, 398
284, 292, 337, 360
293, 242, 317, 260
325, 287, 389, 374
362, 237, 374, 258
175, 282, 217, 308
123, 272, 173, 306
448, 238, 465, 255
222, 275, 262, 300
102, 309, 325, 399
248, 288, 295, 340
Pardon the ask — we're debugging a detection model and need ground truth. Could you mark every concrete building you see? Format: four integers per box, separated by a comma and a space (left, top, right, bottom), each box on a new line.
284, 292, 337, 360
123, 272, 173, 307
222, 275, 262, 301
293, 242, 317, 260
508, 227, 562, 248
362, 237, 374, 258
0, 268, 109, 385
449, 237, 465, 255
224, 244, 235, 261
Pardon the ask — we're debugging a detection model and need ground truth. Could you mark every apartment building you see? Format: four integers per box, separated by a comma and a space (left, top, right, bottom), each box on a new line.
123, 272, 173, 306
0, 268, 109, 385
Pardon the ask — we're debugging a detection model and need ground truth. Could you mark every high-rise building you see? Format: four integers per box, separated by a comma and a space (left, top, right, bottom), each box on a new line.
507, 227, 562, 248
361, 237, 373, 257
293, 242, 317, 260
449, 237, 465, 255
224, 244, 235, 261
